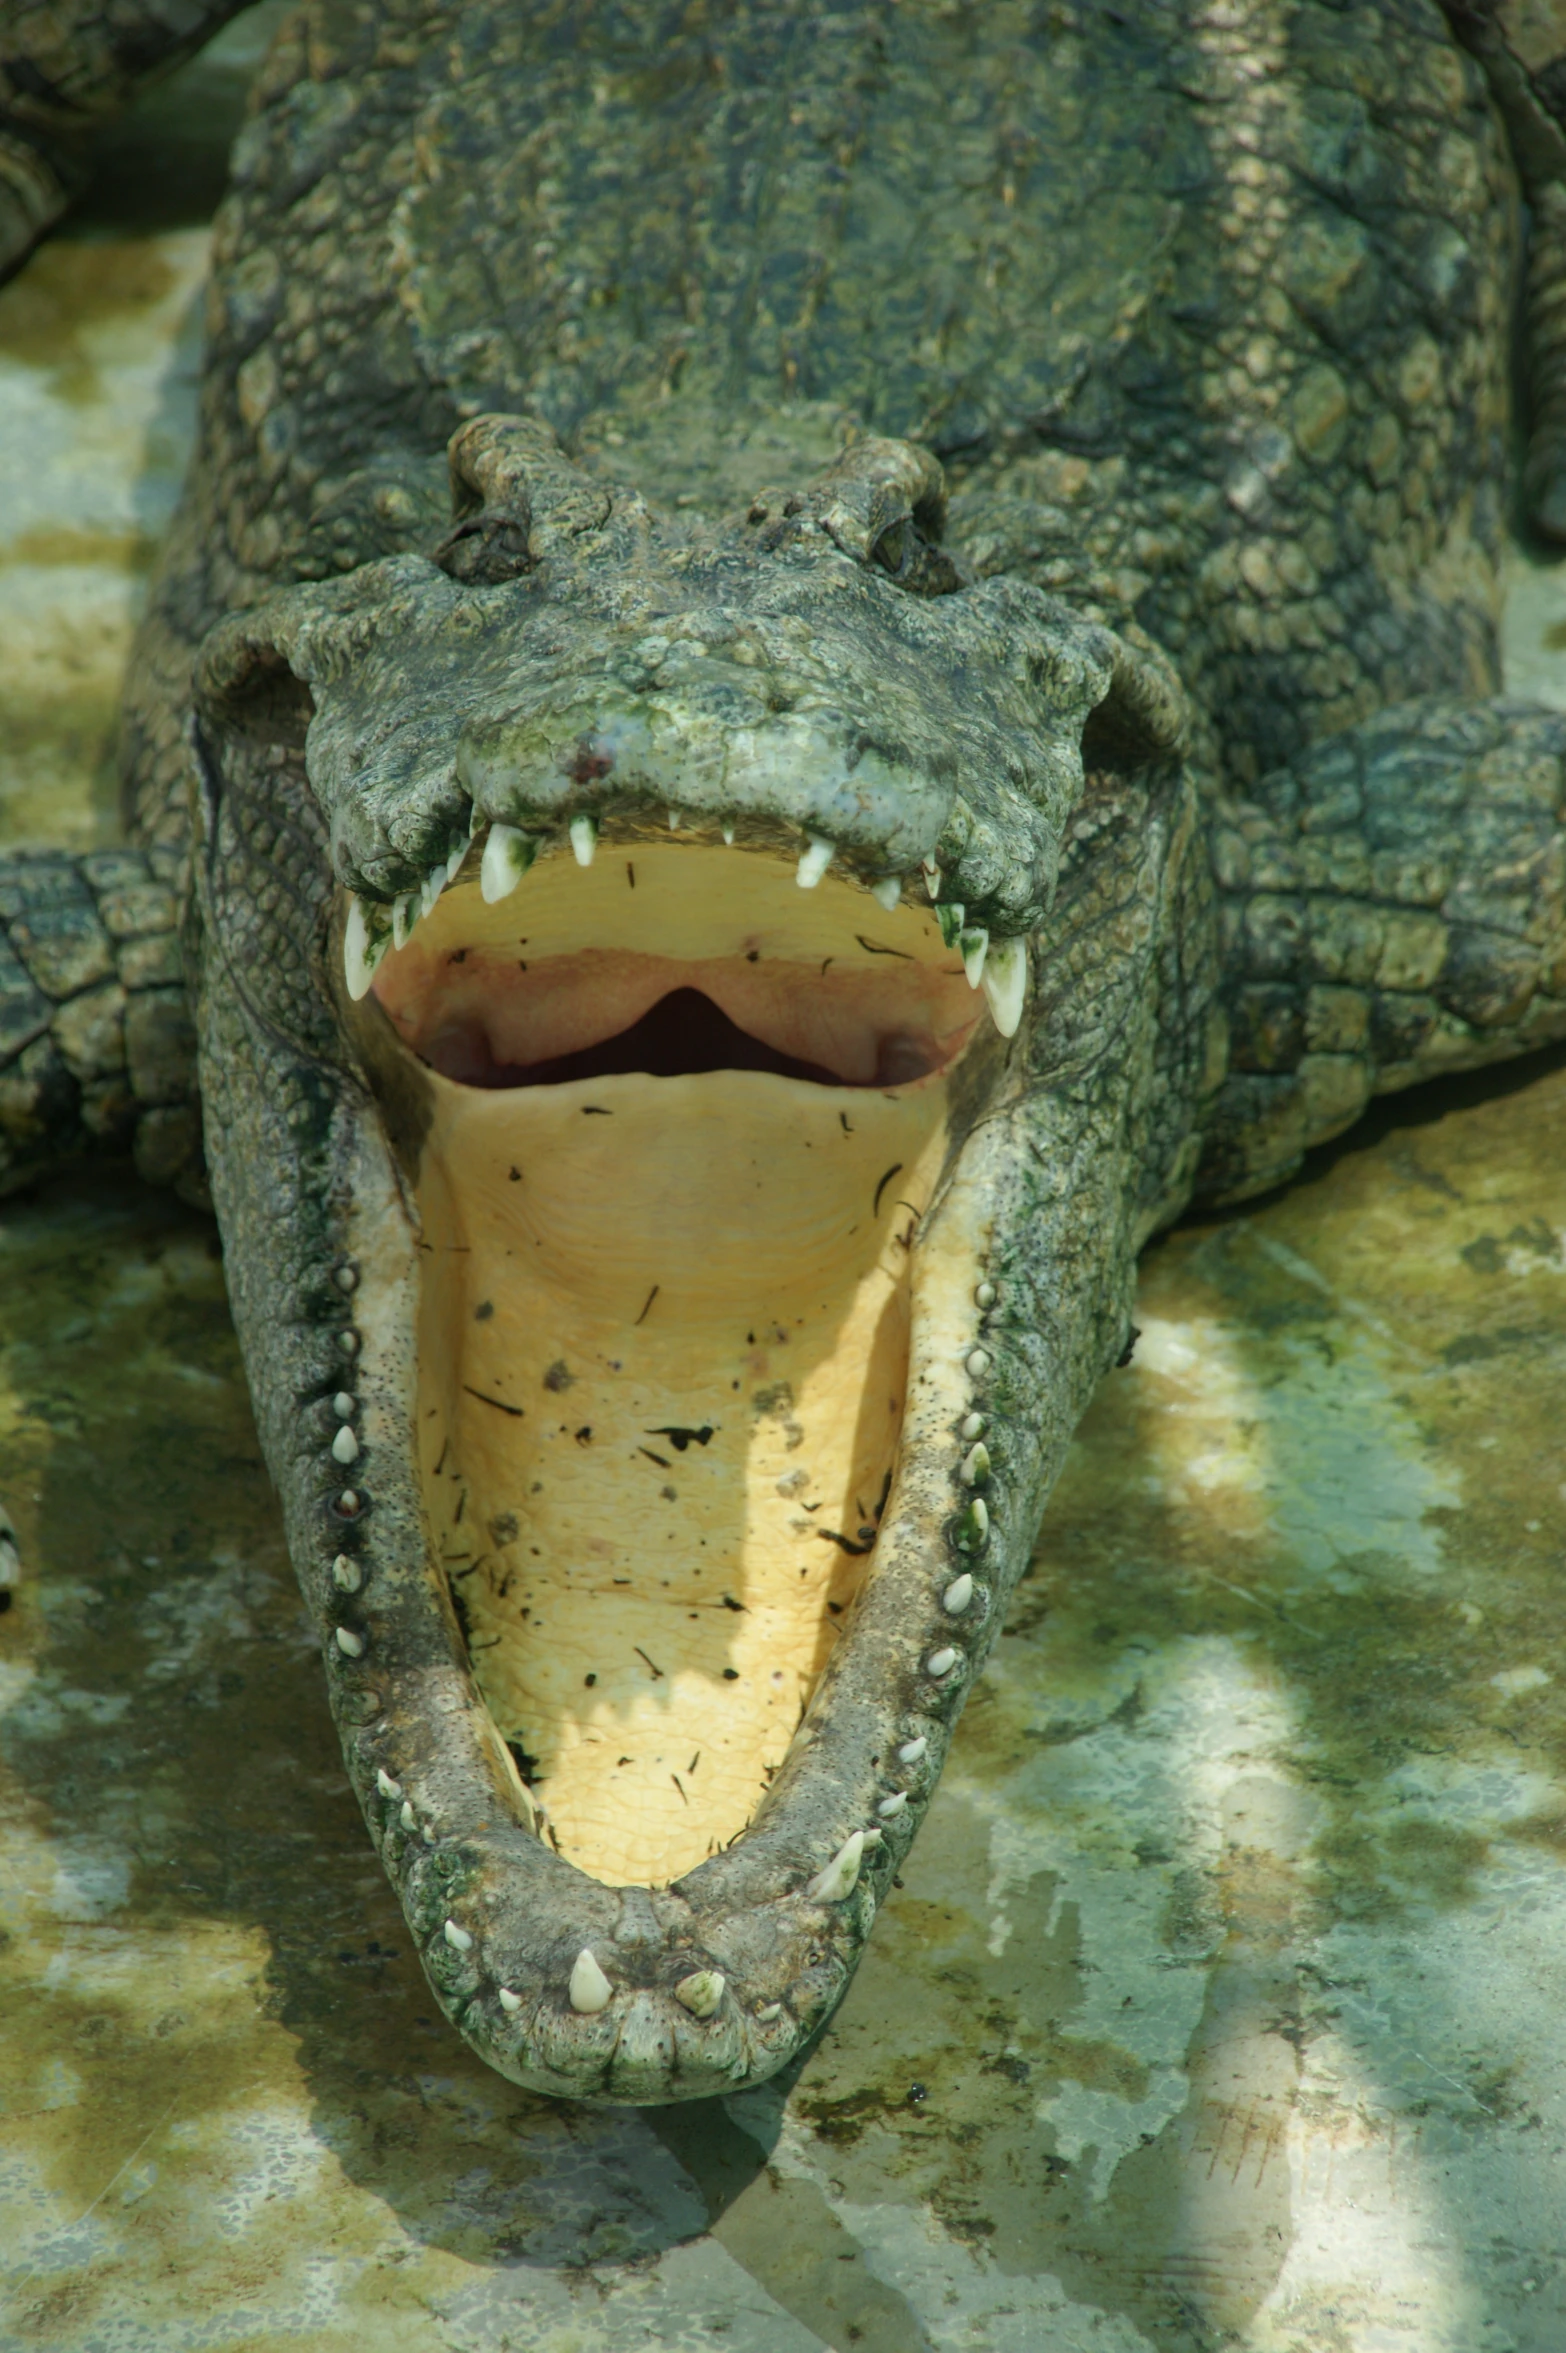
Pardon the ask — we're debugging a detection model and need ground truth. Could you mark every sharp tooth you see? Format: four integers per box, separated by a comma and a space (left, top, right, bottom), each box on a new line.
392, 892, 418, 949
722, 824, 735, 845
420, 866, 445, 918
569, 814, 597, 867
443, 1917, 473, 1953
498, 1985, 523, 2013
960, 1412, 985, 1441
981, 936, 1028, 1038
954, 1497, 989, 1552
921, 857, 941, 898
805, 1828, 864, 1902
960, 1442, 991, 1486
877, 1791, 908, 1819
960, 926, 989, 988
674, 1969, 726, 2018
332, 1553, 361, 1592
445, 838, 468, 884
898, 1736, 927, 1765
797, 835, 834, 889
935, 901, 965, 949
871, 875, 901, 912
943, 1573, 974, 1614
375, 1768, 401, 1799
343, 896, 389, 1001
667, 808, 681, 829
480, 824, 537, 903
569, 1947, 613, 2013
331, 1425, 359, 1465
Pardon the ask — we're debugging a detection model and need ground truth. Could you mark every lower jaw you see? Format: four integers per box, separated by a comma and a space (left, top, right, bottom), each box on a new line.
295, 1026, 1027, 2105
310, 850, 1039, 2098
414, 1060, 954, 1887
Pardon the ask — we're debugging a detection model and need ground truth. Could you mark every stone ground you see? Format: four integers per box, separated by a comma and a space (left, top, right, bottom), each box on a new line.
4, 16, 1566, 2350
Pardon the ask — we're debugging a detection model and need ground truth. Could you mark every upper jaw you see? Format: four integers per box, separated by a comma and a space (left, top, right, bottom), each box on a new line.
196, 421, 1137, 956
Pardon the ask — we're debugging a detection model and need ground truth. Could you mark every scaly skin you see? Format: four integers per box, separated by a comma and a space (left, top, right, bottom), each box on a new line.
5, 0, 1566, 2101
0, 0, 255, 278
0, 844, 198, 1195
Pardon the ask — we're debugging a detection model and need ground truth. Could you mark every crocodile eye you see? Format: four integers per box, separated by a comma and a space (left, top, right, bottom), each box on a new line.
432, 504, 535, 586
870, 519, 962, 598
872, 519, 912, 576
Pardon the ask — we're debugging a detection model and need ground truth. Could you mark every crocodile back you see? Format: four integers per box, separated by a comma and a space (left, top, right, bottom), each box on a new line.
125, 0, 1520, 842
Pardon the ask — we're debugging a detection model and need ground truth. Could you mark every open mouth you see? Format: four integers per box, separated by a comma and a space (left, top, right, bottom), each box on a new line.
355, 832, 994, 1888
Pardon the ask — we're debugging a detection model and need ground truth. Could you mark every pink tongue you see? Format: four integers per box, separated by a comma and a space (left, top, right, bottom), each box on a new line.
377, 948, 980, 1088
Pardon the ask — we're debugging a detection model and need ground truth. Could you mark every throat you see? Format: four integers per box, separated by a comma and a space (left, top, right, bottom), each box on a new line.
438, 986, 847, 1088
412, 1064, 951, 1886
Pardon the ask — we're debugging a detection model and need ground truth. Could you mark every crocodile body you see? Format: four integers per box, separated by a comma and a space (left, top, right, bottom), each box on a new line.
4, 0, 1566, 2104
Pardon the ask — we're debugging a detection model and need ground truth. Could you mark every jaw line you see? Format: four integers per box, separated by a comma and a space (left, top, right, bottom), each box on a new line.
316, 840, 1030, 2102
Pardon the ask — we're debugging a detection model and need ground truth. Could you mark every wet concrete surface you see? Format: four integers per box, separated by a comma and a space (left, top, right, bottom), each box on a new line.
4, 19, 1566, 2350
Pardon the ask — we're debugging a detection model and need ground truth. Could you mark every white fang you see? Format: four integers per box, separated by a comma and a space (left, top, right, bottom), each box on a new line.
569, 1948, 613, 2012
674, 1969, 725, 2018
805, 1829, 865, 1903
981, 936, 1028, 1037
481, 824, 532, 904
343, 897, 387, 1002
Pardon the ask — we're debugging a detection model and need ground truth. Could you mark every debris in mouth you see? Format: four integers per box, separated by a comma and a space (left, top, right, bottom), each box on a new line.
353, 834, 999, 1887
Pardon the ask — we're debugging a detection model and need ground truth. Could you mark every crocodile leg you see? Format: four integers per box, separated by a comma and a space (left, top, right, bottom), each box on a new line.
0, 0, 257, 280
1199, 697, 1566, 1203
0, 844, 201, 1199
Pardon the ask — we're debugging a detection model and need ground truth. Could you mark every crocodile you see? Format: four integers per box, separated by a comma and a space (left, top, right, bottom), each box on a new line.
4, 0, 1566, 2108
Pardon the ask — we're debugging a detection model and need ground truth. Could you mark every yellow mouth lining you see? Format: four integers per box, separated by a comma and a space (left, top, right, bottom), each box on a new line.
370, 846, 978, 1886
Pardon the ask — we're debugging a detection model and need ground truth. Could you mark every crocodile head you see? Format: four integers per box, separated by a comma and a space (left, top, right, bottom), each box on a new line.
189, 418, 1198, 2102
